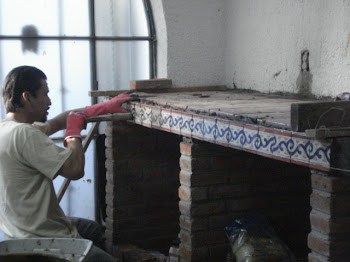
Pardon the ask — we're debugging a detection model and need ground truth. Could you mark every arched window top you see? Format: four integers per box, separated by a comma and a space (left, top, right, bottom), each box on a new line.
0, 0, 153, 38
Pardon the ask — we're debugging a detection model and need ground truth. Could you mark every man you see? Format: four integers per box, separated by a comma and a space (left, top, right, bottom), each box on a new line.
0, 65, 132, 261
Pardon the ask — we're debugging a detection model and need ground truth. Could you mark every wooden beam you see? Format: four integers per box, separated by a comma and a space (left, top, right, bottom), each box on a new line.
291, 100, 350, 132
88, 85, 227, 97
86, 113, 133, 122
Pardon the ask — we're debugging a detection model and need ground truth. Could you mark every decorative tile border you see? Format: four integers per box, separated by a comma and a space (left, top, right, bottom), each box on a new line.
131, 103, 331, 171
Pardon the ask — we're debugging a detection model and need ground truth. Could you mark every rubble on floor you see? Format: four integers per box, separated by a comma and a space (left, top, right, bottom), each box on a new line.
112, 244, 168, 262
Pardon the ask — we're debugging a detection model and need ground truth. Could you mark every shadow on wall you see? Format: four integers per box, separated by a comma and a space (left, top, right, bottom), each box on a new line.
296, 50, 313, 97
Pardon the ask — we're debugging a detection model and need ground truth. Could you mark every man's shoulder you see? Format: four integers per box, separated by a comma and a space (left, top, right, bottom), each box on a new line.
1, 119, 41, 137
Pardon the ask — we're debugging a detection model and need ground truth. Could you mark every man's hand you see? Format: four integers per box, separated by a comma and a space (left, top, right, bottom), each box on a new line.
85, 93, 132, 116
64, 111, 87, 147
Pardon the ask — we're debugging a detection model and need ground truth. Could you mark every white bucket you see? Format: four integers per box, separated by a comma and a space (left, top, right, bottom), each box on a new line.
0, 238, 93, 262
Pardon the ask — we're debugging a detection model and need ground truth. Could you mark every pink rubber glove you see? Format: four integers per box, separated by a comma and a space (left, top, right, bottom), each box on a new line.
85, 93, 131, 116
64, 111, 87, 147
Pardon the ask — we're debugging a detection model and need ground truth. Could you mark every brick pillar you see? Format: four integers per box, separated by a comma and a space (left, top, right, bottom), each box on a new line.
104, 120, 181, 253
308, 170, 350, 261
308, 138, 350, 262
179, 138, 231, 262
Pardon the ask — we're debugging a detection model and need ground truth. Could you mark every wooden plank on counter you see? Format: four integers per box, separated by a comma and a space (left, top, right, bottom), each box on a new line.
89, 85, 227, 97
130, 78, 172, 90
291, 100, 350, 132
306, 127, 350, 139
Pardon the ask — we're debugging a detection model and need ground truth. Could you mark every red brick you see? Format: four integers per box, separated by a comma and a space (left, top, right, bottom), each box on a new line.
312, 171, 350, 193
179, 200, 225, 216
308, 252, 330, 262
310, 189, 350, 216
105, 229, 115, 243
308, 231, 330, 257
310, 210, 350, 234
179, 215, 209, 232
179, 170, 191, 186
308, 231, 350, 259
179, 170, 229, 187
179, 155, 212, 172
179, 229, 226, 247
180, 140, 238, 157
179, 155, 192, 171
178, 185, 208, 201
179, 243, 209, 261
180, 142, 193, 156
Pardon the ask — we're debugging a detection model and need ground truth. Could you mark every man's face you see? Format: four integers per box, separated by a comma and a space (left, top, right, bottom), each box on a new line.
31, 80, 52, 122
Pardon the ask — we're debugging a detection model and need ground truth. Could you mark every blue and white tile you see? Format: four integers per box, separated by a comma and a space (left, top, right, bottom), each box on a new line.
159, 109, 172, 131
289, 135, 310, 165
192, 115, 205, 140
180, 113, 193, 138
308, 139, 331, 169
142, 105, 153, 128
272, 131, 292, 161
243, 125, 260, 152
151, 107, 162, 129
227, 123, 245, 149
171, 111, 182, 135
257, 127, 276, 157
133, 104, 143, 125
202, 117, 217, 143
216, 119, 231, 146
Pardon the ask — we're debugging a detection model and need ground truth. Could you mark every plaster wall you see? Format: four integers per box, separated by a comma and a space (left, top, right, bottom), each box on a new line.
152, 0, 350, 98
224, 0, 350, 97
150, 0, 226, 87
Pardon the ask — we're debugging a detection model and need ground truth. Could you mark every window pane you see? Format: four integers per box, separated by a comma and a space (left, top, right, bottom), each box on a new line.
0, 40, 91, 136
96, 41, 150, 90
0, 0, 89, 36
95, 0, 149, 37
0, 40, 63, 120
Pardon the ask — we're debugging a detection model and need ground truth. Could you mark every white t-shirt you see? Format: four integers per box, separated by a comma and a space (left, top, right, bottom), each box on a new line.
0, 118, 79, 239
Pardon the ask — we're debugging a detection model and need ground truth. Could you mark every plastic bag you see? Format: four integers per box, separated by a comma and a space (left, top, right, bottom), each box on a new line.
224, 214, 296, 262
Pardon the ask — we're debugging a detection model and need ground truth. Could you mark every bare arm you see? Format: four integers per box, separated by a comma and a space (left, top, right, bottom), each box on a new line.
57, 137, 85, 180
47, 108, 85, 136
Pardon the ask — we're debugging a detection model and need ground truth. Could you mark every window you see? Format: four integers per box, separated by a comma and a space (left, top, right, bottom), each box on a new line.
0, 0, 155, 219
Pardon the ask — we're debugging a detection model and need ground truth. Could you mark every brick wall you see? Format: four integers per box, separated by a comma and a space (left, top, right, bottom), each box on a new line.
308, 170, 350, 262
105, 120, 181, 253
179, 137, 311, 262
104, 121, 314, 261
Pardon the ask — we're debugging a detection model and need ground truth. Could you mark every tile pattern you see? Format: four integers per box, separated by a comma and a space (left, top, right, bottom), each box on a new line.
131, 103, 331, 171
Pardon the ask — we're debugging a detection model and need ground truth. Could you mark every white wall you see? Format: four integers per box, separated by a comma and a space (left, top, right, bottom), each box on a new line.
152, 0, 350, 98
151, 0, 226, 87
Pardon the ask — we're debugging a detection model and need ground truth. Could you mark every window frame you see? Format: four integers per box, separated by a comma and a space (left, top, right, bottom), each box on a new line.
0, 0, 156, 102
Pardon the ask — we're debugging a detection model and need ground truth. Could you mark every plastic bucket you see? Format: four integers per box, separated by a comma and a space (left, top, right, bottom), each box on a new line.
0, 238, 93, 262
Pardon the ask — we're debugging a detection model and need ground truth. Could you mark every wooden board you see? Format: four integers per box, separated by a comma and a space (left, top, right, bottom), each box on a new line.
306, 127, 350, 139
89, 85, 227, 97
291, 100, 350, 132
130, 78, 172, 90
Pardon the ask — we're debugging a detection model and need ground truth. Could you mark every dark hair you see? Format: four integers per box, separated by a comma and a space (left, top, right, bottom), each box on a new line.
2, 66, 47, 113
